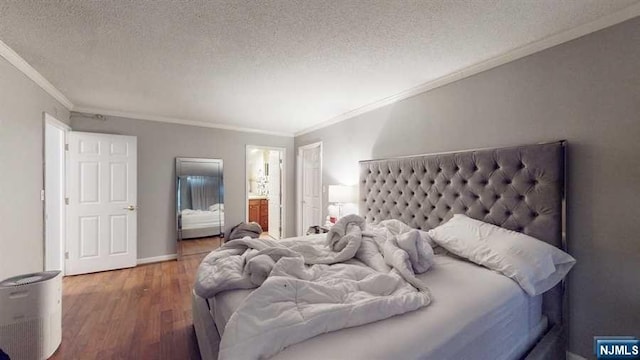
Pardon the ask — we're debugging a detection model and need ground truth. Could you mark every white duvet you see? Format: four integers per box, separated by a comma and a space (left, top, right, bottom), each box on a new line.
181, 208, 224, 228
195, 215, 434, 359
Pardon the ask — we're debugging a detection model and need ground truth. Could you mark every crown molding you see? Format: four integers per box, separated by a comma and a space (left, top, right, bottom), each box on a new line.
73, 106, 294, 137
0, 39, 74, 109
3, 3, 639, 137
295, 4, 640, 137
0, 37, 291, 137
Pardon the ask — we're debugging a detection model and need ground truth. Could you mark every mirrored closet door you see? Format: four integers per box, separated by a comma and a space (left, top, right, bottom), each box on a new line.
176, 158, 224, 257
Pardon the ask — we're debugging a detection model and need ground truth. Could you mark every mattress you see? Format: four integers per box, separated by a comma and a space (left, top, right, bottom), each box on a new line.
209, 253, 547, 360
181, 209, 224, 229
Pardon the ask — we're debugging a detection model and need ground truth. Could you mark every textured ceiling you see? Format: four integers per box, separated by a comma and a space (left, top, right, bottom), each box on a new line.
0, 0, 638, 135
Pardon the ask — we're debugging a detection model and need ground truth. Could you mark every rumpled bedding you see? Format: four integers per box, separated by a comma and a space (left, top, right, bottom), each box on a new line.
195, 215, 435, 359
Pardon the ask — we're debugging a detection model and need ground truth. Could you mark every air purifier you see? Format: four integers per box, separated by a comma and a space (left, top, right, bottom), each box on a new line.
0, 271, 62, 360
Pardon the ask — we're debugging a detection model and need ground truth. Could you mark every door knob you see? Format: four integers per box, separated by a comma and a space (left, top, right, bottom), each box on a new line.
124, 205, 137, 211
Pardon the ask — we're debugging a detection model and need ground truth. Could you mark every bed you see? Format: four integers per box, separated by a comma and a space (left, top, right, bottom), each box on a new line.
180, 205, 224, 239
192, 141, 567, 360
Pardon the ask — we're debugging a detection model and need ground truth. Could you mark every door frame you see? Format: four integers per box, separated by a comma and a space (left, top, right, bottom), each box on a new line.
43, 112, 70, 275
296, 141, 322, 236
245, 145, 287, 238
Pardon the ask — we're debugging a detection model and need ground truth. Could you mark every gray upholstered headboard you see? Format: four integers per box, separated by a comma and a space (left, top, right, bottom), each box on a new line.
359, 141, 566, 324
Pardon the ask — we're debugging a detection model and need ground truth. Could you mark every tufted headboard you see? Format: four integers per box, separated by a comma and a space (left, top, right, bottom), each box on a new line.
359, 141, 565, 247
359, 141, 566, 325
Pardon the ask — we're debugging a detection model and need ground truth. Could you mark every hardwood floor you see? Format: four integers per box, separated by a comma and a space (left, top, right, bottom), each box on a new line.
180, 237, 222, 256
51, 254, 208, 360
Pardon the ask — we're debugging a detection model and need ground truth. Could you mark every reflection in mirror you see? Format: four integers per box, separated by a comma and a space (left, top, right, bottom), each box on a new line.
176, 158, 224, 257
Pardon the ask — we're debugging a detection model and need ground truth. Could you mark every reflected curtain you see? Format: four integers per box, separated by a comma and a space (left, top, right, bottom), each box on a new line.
189, 176, 218, 210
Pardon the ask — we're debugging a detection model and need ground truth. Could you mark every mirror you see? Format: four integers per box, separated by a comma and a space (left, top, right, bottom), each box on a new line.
176, 158, 224, 257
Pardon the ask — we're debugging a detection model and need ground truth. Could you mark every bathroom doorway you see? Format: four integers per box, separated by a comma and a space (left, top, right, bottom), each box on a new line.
246, 146, 286, 239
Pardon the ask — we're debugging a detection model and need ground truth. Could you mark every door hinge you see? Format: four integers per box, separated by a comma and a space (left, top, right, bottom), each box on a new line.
65, 252, 69, 260
41, 189, 45, 201
65, 197, 69, 205
64, 143, 69, 151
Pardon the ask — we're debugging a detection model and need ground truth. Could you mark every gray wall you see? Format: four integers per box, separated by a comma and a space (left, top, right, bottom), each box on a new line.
0, 57, 71, 280
70, 114, 295, 259
295, 17, 640, 358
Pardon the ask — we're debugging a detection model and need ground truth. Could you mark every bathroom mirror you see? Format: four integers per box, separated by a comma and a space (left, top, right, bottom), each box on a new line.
176, 158, 224, 257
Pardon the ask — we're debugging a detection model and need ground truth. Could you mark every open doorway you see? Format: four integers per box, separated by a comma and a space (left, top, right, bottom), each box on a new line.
246, 146, 286, 239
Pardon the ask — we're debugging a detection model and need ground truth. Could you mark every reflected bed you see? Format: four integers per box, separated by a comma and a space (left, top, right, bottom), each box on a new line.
180, 206, 225, 239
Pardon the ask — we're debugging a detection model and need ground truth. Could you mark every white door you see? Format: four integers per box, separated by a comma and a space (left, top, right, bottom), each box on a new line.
66, 132, 137, 275
267, 150, 282, 239
299, 143, 322, 235
44, 114, 70, 273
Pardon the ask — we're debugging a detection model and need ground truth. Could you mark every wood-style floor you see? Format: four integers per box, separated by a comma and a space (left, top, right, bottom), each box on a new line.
180, 237, 222, 256
180, 233, 274, 257
50, 253, 208, 360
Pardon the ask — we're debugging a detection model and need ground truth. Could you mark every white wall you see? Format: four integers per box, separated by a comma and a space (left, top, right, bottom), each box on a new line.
0, 57, 70, 280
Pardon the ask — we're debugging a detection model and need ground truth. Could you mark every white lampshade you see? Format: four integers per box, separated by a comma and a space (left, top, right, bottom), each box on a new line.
328, 185, 357, 203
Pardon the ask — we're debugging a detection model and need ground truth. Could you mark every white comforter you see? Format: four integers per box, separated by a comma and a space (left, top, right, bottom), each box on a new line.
181, 209, 224, 228
195, 216, 435, 359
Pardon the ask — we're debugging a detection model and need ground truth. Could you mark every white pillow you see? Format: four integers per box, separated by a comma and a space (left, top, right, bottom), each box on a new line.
209, 203, 224, 212
427, 214, 575, 296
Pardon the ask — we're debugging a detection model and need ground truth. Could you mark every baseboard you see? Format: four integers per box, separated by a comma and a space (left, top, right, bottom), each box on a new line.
566, 351, 587, 360
136, 254, 178, 265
